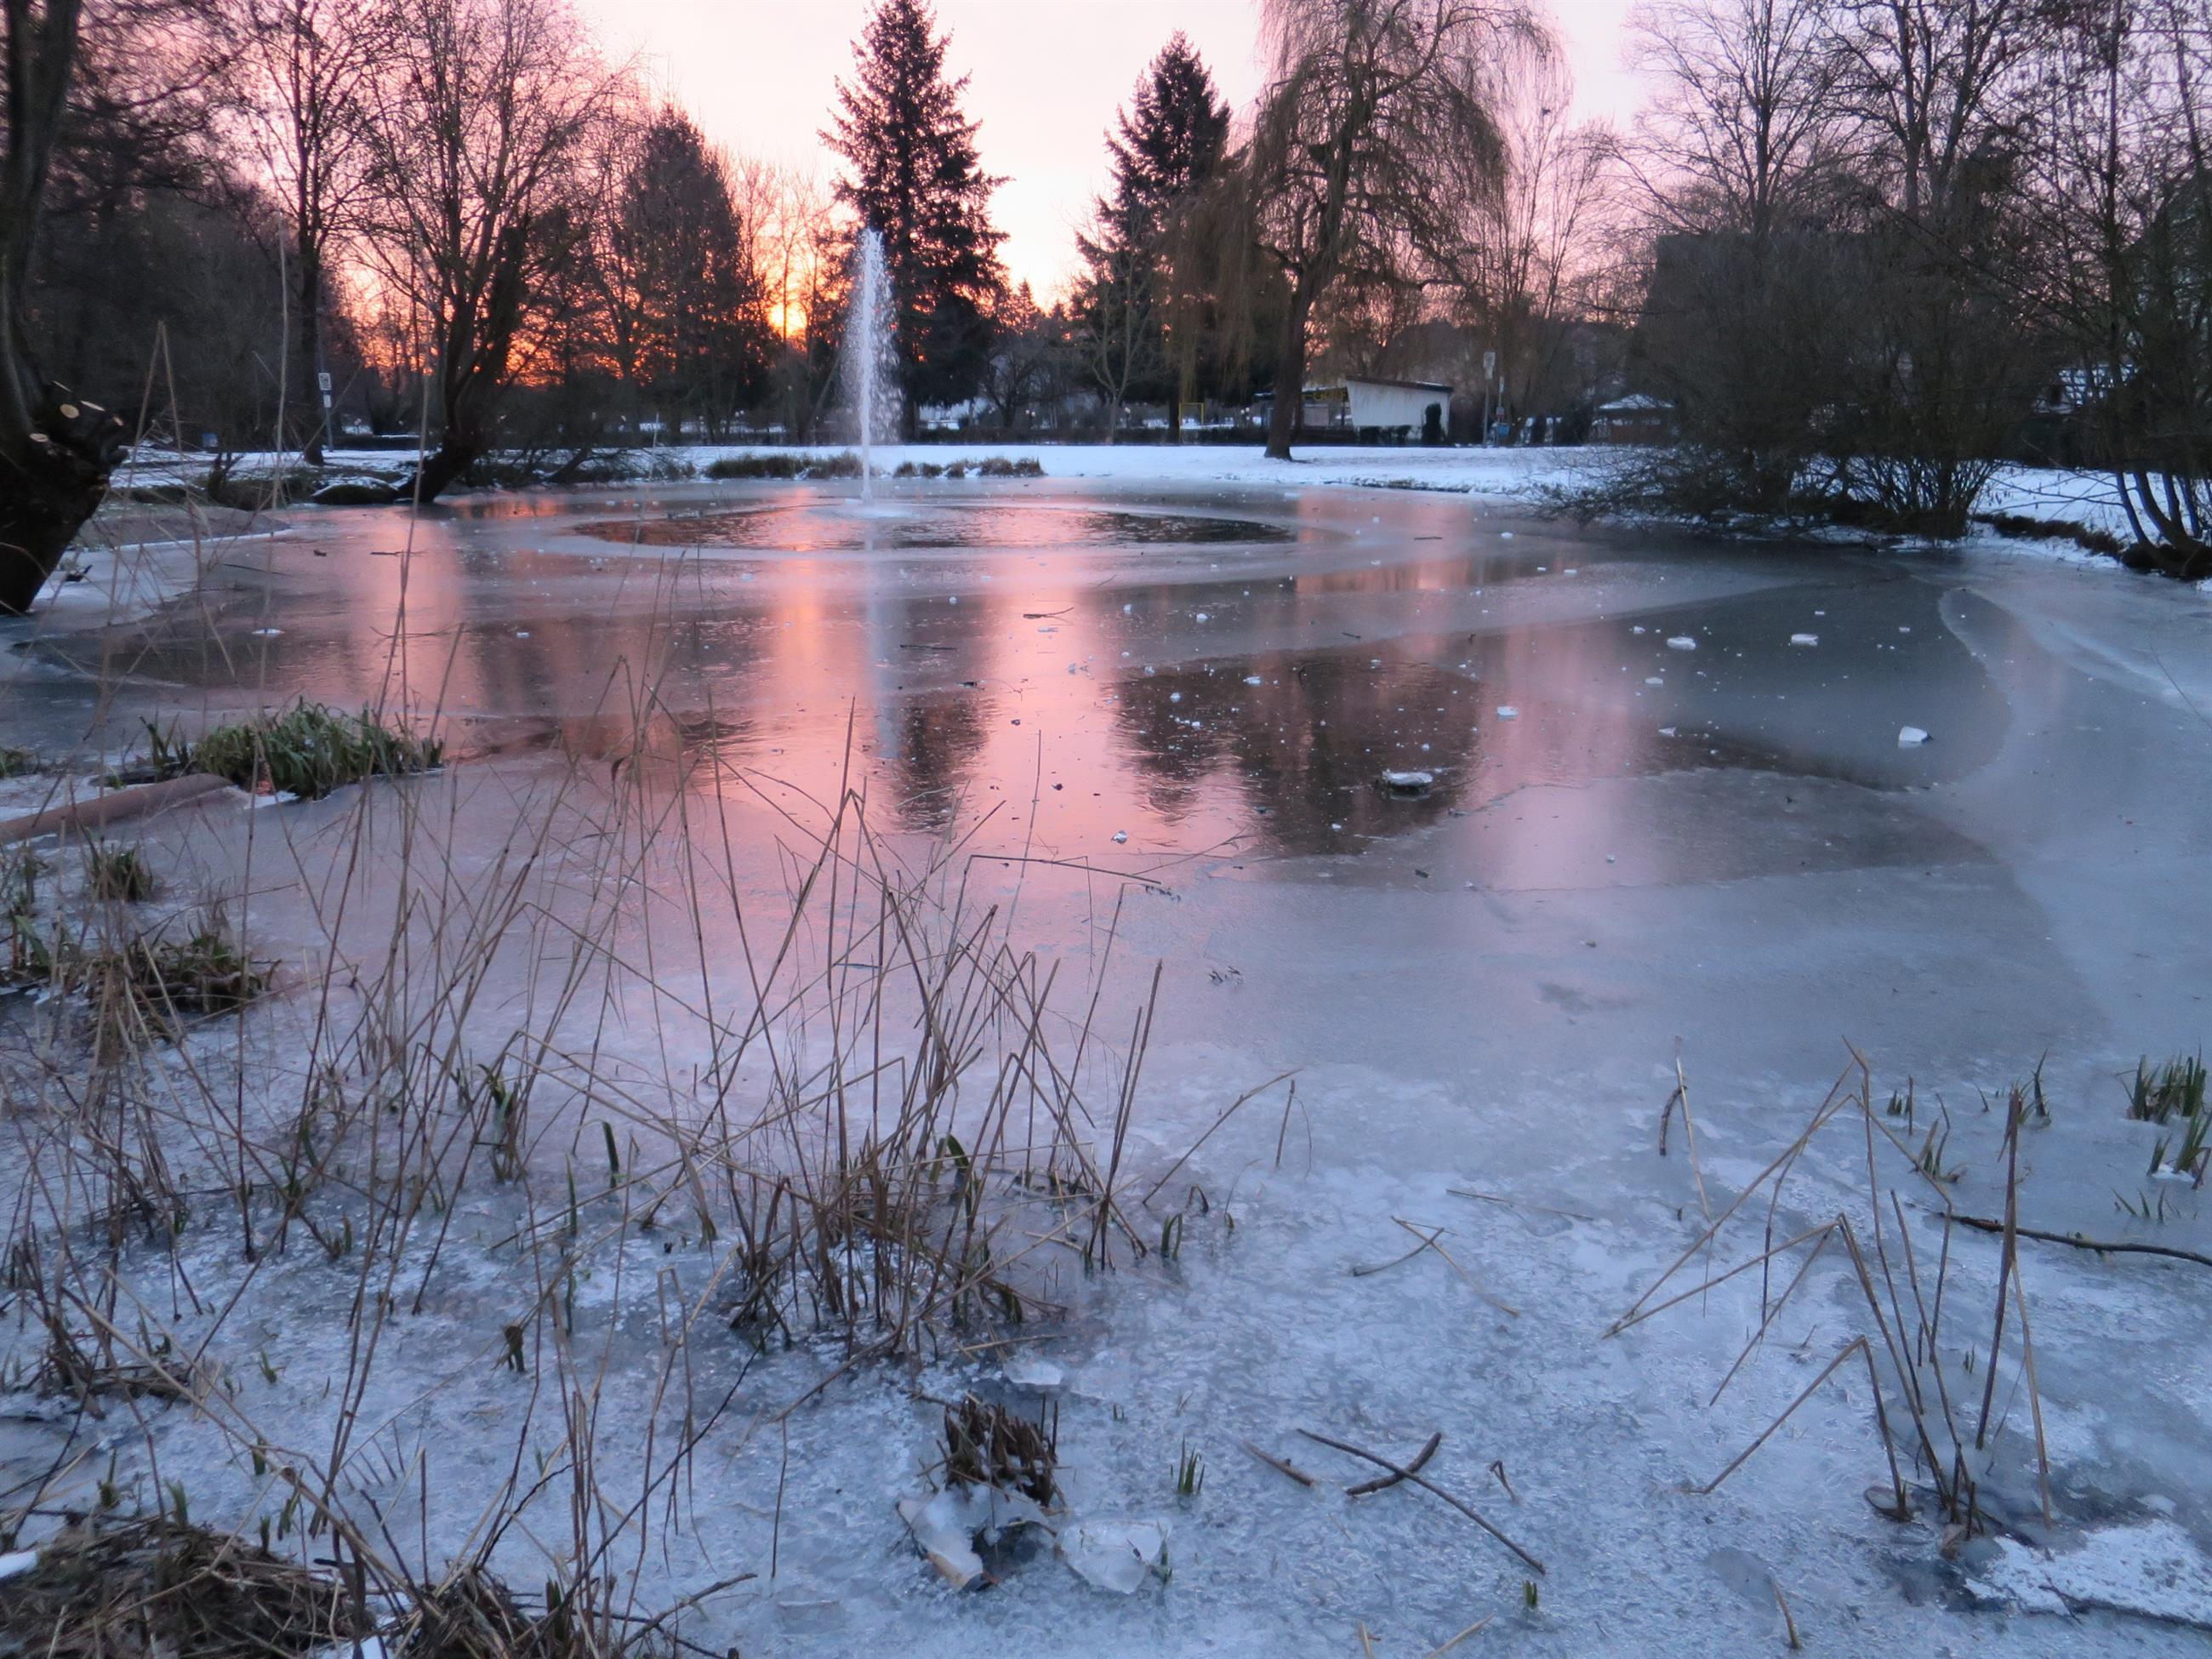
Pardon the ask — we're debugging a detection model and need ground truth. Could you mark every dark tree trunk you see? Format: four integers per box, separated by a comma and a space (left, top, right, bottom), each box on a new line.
1265, 288, 1310, 462
0, 395, 128, 616
297, 245, 326, 466
391, 432, 482, 504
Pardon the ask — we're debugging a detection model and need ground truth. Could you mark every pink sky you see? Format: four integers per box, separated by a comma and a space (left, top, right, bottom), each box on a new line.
574, 0, 1645, 296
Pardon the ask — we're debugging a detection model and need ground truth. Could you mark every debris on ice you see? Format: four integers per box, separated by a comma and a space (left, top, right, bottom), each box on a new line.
1111, 831, 1128, 844
1377, 770, 1434, 795
1898, 726, 1930, 745
1496, 706, 1519, 720
898, 1487, 1048, 1590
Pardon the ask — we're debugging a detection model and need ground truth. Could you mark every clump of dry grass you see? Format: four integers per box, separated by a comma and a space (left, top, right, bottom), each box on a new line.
0, 1516, 358, 1659
0, 630, 1188, 1650
942, 1394, 1059, 1507
1611, 1050, 2052, 1540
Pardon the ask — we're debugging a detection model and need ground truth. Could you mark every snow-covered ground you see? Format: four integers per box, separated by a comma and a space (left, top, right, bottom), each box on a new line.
105, 436, 2179, 573
4, 467, 2209, 1656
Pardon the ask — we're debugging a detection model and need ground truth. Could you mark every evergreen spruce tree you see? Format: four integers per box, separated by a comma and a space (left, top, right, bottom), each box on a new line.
826, 0, 1006, 434
619, 111, 771, 436
1077, 34, 1231, 435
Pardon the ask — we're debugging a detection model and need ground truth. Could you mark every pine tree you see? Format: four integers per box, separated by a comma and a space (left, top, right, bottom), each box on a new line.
1104, 33, 1231, 245
826, 0, 1006, 434
617, 111, 771, 437
1077, 34, 1231, 436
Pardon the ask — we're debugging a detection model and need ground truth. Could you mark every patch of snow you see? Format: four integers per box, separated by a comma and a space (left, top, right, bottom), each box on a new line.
0, 1548, 36, 1582
1971, 1520, 2212, 1630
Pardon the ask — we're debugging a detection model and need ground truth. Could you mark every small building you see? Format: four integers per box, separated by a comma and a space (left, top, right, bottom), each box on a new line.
1345, 378, 1451, 441
1592, 394, 1674, 445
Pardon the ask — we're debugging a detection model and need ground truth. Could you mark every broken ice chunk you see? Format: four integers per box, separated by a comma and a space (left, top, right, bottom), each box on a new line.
1377, 769, 1434, 795
1898, 726, 1930, 745
1495, 706, 1519, 720
1059, 1519, 1169, 1594
1005, 1356, 1065, 1389
1111, 830, 1129, 844
1790, 633, 1818, 646
1667, 636, 1697, 651
1242, 675, 1263, 686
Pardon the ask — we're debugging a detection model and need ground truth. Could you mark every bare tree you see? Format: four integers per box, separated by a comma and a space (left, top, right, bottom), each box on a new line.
2027, 0, 2212, 573
233, 0, 385, 464
735, 159, 838, 440
1246, 0, 1541, 459
1835, 0, 2055, 223
1455, 43, 1611, 424
1626, 0, 1853, 235
354, 0, 611, 501
1077, 233, 1157, 439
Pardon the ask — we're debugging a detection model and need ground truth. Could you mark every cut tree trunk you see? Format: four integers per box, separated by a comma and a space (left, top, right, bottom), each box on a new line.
0, 395, 129, 616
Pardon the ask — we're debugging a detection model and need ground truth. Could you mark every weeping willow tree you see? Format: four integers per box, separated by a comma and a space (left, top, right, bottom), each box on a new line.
1242, 0, 1544, 459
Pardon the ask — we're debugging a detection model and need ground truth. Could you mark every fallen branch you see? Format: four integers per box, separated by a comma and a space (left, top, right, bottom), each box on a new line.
1393, 1218, 1520, 1317
1946, 1213, 2212, 1270
1297, 1429, 1545, 1575
1346, 1431, 1440, 1497
1425, 1613, 1496, 1656
1240, 1440, 1318, 1489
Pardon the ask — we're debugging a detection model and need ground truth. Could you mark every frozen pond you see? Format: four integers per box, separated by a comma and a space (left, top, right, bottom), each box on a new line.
4, 476, 2212, 1655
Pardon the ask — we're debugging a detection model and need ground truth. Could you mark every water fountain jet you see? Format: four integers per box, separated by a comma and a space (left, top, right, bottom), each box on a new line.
846, 229, 900, 503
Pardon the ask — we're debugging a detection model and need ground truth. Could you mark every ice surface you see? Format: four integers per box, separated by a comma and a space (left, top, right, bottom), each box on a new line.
7, 466, 2212, 1659
1972, 1520, 2212, 1629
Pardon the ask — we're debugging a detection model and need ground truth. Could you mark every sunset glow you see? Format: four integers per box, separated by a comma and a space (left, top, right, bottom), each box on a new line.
576, 0, 1645, 297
